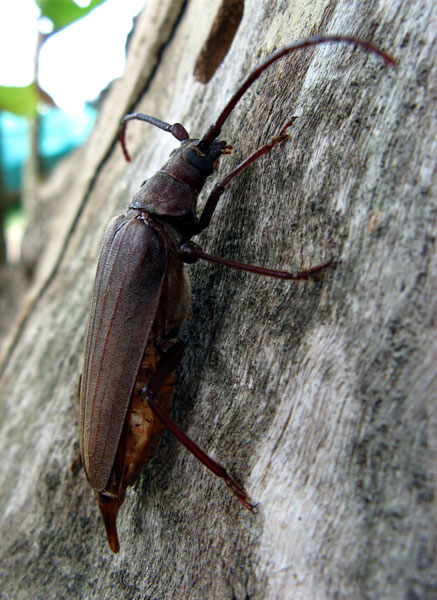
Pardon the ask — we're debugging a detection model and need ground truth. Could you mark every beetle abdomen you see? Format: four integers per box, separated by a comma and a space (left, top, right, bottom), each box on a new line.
123, 334, 176, 485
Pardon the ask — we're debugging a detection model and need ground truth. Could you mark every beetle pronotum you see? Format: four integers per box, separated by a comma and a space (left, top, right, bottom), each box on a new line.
78, 35, 395, 552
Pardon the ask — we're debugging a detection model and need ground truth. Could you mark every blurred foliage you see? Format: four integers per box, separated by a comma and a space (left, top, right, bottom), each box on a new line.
0, 85, 38, 117
0, 0, 106, 116
36, 0, 105, 32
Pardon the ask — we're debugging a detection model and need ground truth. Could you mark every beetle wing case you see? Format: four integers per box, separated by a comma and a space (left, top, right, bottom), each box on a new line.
79, 212, 168, 492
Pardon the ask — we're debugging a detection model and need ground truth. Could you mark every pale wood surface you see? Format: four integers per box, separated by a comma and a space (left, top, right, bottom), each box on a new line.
0, 1, 435, 598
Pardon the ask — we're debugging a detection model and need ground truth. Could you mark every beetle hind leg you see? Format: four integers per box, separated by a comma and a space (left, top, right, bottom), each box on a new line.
141, 342, 256, 512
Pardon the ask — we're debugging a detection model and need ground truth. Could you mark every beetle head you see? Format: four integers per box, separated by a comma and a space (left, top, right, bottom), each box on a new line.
183, 138, 227, 176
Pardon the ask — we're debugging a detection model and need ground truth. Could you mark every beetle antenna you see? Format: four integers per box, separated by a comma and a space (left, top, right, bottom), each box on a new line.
120, 113, 189, 162
201, 34, 395, 144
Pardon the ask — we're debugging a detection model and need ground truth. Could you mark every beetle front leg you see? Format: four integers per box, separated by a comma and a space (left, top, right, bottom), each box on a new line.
196, 119, 296, 232
141, 343, 256, 512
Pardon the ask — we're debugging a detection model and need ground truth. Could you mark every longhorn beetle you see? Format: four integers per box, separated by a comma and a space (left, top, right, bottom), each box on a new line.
78, 35, 395, 552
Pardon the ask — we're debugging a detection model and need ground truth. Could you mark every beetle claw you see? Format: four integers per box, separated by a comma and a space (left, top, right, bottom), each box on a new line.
224, 476, 257, 513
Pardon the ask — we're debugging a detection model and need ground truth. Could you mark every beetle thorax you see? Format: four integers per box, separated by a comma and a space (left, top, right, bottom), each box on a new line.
130, 139, 226, 222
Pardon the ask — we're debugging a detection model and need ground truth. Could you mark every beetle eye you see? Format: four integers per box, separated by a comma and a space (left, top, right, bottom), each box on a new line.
183, 148, 214, 174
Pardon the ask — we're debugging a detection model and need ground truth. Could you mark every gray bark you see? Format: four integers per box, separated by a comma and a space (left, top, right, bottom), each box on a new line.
0, 1, 435, 598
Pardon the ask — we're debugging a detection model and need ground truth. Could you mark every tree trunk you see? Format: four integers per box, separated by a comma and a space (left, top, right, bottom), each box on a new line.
0, 1, 435, 598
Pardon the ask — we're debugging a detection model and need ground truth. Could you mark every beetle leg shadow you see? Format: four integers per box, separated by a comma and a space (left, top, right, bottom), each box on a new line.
71, 373, 83, 475
71, 451, 82, 475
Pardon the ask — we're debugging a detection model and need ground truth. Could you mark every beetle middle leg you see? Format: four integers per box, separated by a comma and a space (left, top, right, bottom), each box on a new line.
141, 342, 256, 512
179, 241, 333, 280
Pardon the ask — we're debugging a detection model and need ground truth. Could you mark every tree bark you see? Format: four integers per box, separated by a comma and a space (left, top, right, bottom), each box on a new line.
0, 1, 435, 598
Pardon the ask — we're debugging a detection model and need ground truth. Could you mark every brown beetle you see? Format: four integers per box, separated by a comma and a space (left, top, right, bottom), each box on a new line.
78, 35, 395, 553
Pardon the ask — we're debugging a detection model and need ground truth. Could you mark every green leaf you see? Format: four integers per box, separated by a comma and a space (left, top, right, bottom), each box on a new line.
0, 85, 38, 116
35, 0, 106, 32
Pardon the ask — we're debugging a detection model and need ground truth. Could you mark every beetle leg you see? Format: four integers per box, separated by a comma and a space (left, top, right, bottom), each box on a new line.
71, 451, 83, 474
196, 118, 296, 232
141, 343, 256, 512
179, 241, 333, 281
71, 373, 84, 474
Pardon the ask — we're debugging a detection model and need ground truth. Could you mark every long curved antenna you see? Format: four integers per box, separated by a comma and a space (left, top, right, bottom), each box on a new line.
120, 113, 189, 162
201, 34, 395, 144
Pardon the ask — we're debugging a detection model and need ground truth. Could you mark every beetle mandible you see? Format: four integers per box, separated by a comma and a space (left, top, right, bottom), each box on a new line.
78, 34, 395, 553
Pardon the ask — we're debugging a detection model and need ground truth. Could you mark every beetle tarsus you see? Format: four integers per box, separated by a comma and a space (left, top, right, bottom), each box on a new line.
270, 117, 298, 145
287, 257, 335, 280
224, 475, 257, 513
280, 117, 298, 135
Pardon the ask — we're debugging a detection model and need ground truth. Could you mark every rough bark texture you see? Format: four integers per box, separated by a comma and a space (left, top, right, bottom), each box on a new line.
0, 1, 435, 598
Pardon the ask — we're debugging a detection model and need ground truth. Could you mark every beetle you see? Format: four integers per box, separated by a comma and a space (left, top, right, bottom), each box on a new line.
78, 34, 395, 553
